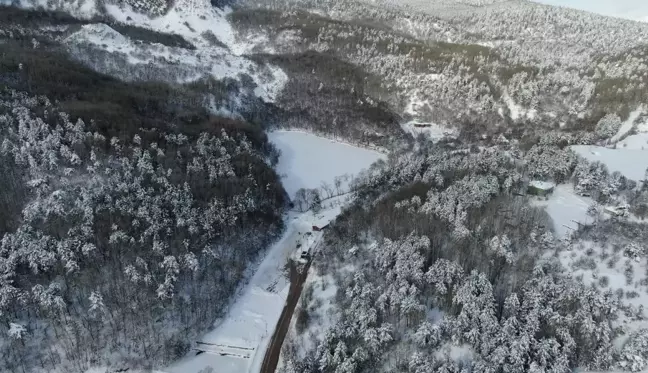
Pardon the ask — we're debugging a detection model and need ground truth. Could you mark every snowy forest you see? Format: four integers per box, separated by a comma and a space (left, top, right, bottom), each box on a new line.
1, 0, 648, 372
280, 141, 648, 373
0, 20, 287, 372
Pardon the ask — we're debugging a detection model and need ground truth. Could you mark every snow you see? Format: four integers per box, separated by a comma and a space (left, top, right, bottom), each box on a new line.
286, 270, 340, 360
503, 93, 536, 121
532, 184, 595, 238
402, 121, 455, 141
0, 0, 99, 18
529, 180, 556, 190
166, 214, 321, 373
7, 322, 26, 339
435, 343, 474, 363
163, 132, 383, 373
557, 238, 648, 352
618, 133, 648, 150
104, 0, 235, 49
268, 131, 387, 198
69, 0, 288, 102
65, 22, 287, 102
401, 88, 458, 141
611, 107, 643, 143
532, 0, 648, 22
571, 145, 648, 181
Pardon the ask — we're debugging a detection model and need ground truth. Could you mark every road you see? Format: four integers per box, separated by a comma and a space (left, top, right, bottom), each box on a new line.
259, 258, 312, 373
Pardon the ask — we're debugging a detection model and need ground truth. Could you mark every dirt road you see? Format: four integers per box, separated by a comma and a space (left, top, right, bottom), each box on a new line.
259, 259, 312, 373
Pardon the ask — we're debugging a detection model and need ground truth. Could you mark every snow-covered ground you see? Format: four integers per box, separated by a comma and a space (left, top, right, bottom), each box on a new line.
618, 133, 648, 150
532, 0, 648, 22
401, 90, 459, 141
502, 92, 537, 121
69, 0, 286, 103
162, 132, 385, 373
616, 112, 648, 150
532, 184, 595, 238
268, 131, 387, 198
64, 22, 287, 101
0, 0, 98, 18
166, 215, 314, 373
611, 107, 643, 143
571, 145, 648, 181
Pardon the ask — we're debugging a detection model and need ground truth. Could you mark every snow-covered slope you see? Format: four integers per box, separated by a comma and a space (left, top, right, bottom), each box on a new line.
49, 0, 289, 104
104, 0, 235, 49
532, 0, 648, 22
64, 22, 287, 102
0, 0, 99, 18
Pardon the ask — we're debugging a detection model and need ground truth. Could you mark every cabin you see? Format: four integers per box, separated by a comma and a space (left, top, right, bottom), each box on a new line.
312, 224, 329, 232
527, 180, 556, 196
605, 205, 628, 217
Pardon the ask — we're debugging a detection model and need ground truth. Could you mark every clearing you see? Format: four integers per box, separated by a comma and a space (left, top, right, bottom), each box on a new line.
268, 130, 387, 198
571, 145, 648, 181
531, 184, 595, 238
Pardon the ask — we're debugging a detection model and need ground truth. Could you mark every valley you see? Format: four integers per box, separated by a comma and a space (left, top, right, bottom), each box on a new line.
1, 1, 648, 373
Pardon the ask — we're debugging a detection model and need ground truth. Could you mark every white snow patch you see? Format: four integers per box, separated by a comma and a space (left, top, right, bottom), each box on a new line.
571, 145, 648, 181
529, 180, 556, 190
401, 89, 457, 141
166, 215, 318, 373
7, 323, 26, 338
95, 0, 286, 102
402, 121, 455, 141
268, 131, 386, 198
105, 0, 235, 49
611, 107, 643, 143
435, 343, 474, 363
503, 93, 536, 121
65, 19, 287, 102
0, 0, 98, 18
532, 184, 595, 238
617, 133, 648, 150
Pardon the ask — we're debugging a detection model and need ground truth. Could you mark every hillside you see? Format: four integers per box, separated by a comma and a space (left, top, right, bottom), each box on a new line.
0, 0, 647, 373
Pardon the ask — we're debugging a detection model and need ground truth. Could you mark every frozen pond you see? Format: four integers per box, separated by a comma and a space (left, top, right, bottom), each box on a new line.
268, 131, 386, 198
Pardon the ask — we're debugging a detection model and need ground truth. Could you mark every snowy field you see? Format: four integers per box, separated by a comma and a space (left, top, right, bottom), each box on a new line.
532, 184, 595, 238
618, 133, 648, 150
268, 131, 387, 198
571, 145, 648, 181
162, 132, 385, 373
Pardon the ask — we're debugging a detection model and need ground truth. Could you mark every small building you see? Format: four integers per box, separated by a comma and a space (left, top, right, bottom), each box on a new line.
605, 205, 628, 217
312, 224, 329, 232
527, 180, 556, 196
